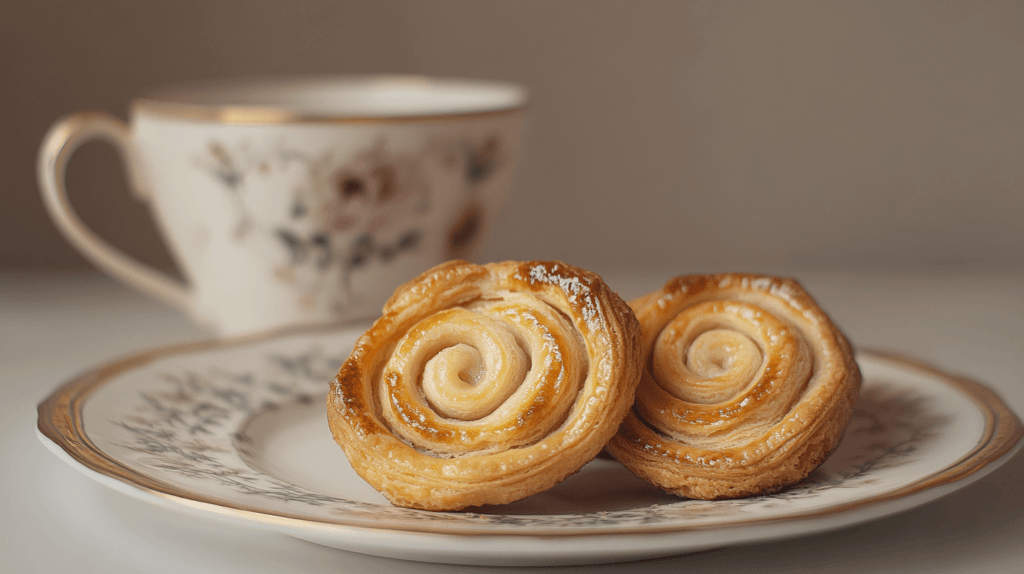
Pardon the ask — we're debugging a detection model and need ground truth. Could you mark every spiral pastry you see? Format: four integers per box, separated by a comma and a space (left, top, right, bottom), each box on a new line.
606, 274, 861, 499
327, 260, 642, 510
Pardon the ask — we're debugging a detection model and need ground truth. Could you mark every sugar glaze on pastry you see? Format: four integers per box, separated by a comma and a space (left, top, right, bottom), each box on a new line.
606, 274, 861, 500
327, 260, 642, 510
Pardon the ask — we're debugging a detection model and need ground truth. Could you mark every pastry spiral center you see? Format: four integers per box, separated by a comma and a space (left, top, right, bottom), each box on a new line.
637, 299, 812, 446
683, 329, 763, 401
651, 303, 769, 405
422, 334, 528, 420
378, 295, 586, 455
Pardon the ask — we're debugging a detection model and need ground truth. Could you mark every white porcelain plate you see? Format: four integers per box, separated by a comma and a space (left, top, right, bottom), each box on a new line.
38, 325, 1023, 566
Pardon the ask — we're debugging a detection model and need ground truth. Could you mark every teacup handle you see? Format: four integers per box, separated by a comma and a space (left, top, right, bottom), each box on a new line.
37, 111, 192, 312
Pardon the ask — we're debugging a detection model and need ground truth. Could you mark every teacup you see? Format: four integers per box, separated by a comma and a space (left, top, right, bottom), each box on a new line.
38, 75, 526, 335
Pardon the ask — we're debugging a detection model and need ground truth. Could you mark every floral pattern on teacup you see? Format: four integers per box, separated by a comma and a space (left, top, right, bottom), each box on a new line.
195, 136, 503, 313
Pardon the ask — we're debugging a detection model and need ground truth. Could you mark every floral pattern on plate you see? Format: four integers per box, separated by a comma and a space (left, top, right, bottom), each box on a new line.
37, 325, 1024, 564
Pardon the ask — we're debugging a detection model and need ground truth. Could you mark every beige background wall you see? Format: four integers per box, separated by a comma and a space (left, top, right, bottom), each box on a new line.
3, 0, 1022, 277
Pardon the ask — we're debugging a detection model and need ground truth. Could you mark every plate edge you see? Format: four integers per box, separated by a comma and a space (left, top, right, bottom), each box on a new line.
35, 336, 1024, 538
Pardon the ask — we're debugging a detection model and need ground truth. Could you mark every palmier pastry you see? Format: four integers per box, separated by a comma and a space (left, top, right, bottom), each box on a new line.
606, 274, 860, 499
327, 260, 642, 510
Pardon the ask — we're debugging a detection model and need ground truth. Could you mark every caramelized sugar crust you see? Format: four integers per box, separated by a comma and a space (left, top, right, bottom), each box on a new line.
327, 260, 642, 510
606, 274, 861, 499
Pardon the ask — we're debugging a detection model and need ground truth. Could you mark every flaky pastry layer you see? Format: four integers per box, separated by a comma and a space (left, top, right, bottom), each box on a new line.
606, 274, 861, 499
327, 260, 642, 510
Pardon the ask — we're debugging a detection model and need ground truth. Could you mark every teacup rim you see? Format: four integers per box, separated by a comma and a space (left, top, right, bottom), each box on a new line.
131, 74, 528, 125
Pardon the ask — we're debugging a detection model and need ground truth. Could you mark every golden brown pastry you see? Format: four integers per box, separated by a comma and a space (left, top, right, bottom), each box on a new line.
606, 274, 860, 499
327, 260, 642, 510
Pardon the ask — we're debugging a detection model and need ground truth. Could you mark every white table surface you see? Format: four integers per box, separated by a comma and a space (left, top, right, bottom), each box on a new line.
2, 268, 1023, 573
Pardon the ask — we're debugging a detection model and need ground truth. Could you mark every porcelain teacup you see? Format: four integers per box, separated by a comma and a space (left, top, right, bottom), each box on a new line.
38, 75, 526, 335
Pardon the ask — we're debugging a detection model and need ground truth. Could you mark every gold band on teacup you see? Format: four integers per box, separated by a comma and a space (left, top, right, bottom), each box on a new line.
131, 99, 527, 125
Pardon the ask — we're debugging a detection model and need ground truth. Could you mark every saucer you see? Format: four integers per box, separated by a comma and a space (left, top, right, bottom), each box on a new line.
37, 324, 1023, 566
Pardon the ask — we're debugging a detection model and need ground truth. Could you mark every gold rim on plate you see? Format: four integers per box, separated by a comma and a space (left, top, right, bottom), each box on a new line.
37, 326, 1024, 538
